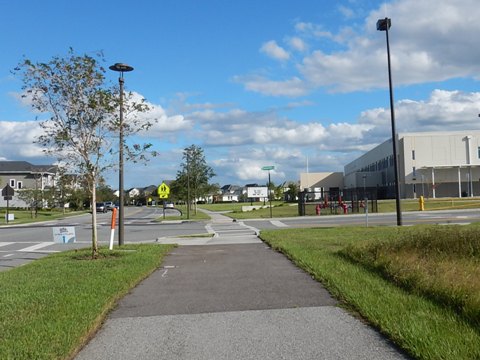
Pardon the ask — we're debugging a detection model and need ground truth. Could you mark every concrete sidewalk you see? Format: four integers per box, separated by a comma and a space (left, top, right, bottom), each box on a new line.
75, 213, 410, 360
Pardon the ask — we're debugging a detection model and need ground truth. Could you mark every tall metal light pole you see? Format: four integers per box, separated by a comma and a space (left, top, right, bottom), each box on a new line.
377, 18, 402, 226
363, 174, 368, 227
109, 63, 134, 246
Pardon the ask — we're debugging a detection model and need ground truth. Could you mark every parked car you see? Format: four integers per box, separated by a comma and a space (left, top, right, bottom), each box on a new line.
104, 201, 116, 211
96, 202, 107, 213
164, 202, 174, 209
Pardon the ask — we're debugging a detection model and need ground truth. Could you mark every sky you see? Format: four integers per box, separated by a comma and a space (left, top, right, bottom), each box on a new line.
1, 0, 479, 189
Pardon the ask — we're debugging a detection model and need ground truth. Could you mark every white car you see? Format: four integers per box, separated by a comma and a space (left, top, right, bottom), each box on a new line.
104, 201, 116, 211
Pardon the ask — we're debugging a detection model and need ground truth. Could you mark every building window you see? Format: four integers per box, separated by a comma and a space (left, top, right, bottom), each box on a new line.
478, 146, 480, 159
17, 181, 23, 189
9, 179, 15, 188
412, 150, 415, 160
413, 167, 416, 177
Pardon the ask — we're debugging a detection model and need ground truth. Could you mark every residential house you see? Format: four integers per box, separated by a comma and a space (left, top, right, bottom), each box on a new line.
0, 161, 57, 208
219, 184, 243, 202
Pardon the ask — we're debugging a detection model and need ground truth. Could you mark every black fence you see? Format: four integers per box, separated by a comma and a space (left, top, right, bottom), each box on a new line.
298, 189, 378, 216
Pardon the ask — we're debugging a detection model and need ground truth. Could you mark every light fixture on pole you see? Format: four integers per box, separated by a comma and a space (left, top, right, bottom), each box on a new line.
262, 166, 275, 218
377, 17, 402, 226
109, 63, 134, 246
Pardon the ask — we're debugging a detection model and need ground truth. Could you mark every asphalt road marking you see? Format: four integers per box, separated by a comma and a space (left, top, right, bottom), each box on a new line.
270, 220, 288, 227
0, 242, 14, 248
18, 242, 58, 253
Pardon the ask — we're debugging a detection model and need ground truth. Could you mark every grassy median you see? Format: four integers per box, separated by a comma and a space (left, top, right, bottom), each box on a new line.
260, 225, 480, 360
0, 209, 87, 225
0, 244, 174, 360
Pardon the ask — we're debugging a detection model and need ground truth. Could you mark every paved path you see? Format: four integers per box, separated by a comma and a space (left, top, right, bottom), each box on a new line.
75, 211, 410, 360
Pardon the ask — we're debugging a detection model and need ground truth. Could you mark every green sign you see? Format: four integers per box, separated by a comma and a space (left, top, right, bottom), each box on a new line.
261, 166, 275, 171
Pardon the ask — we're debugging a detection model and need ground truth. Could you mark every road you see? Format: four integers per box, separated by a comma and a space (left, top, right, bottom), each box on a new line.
0, 206, 206, 271
242, 208, 480, 230
1, 207, 479, 271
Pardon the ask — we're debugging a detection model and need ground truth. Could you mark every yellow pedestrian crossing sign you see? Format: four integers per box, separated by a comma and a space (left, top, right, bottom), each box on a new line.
157, 182, 170, 199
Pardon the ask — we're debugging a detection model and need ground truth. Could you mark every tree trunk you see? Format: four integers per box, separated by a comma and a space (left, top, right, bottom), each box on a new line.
91, 183, 98, 259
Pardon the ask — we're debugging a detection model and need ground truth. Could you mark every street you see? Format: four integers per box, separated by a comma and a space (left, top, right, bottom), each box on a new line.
0, 206, 207, 271
1, 206, 479, 271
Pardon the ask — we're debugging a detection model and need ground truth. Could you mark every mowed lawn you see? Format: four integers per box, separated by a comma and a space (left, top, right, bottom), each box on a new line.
1, 213, 479, 359
0, 244, 174, 360
260, 225, 480, 360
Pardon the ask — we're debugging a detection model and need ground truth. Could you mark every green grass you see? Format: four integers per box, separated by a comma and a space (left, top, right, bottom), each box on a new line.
260, 226, 480, 360
0, 244, 174, 360
342, 225, 480, 329
199, 202, 298, 219
378, 198, 480, 212
0, 209, 86, 225
197, 202, 251, 212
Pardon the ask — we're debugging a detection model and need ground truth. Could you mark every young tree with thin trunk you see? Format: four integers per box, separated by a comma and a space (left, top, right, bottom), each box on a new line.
174, 145, 215, 216
15, 49, 154, 258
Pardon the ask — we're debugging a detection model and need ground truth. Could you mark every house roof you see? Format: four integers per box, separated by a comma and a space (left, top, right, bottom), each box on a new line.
0, 161, 57, 174
221, 184, 241, 192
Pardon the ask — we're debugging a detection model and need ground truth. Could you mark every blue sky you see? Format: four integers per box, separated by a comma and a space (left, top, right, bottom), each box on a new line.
1, 0, 479, 189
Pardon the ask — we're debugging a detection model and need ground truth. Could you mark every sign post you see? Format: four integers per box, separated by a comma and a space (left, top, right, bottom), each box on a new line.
261, 166, 275, 218
157, 182, 171, 219
2, 185, 15, 224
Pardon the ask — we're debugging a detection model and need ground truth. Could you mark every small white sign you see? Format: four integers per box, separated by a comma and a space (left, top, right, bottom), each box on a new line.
247, 187, 268, 198
5, 214, 14, 221
53, 226, 76, 244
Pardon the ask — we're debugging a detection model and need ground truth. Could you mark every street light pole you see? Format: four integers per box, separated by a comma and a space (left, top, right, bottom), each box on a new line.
377, 17, 402, 226
109, 63, 134, 246
363, 174, 368, 227
262, 165, 275, 218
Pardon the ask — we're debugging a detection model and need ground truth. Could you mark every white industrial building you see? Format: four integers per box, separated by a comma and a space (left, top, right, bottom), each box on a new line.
344, 131, 480, 199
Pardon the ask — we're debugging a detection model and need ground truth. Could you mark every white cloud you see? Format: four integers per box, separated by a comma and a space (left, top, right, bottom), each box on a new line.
294, 22, 334, 39
288, 37, 308, 52
239, 0, 480, 95
234, 75, 309, 97
127, 92, 193, 137
360, 89, 480, 133
338, 5, 355, 19
199, 89, 480, 183
0, 121, 45, 159
260, 40, 290, 61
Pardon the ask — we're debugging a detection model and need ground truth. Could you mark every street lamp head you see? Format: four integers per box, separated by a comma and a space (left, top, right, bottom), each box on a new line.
376, 18, 391, 31
109, 63, 134, 73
